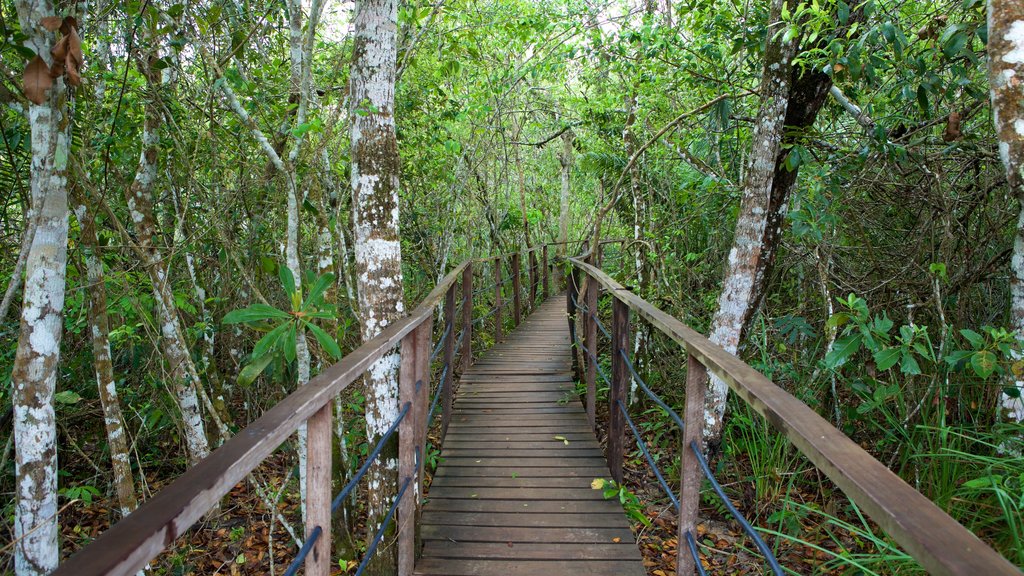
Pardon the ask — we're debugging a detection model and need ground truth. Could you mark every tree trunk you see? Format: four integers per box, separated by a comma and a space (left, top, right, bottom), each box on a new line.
987, 0, 1024, 420
125, 53, 210, 465
72, 190, 139, 519
705, 0, 798, 449
349, 0, 405, 572
11, 2, 70, 572
557, 129, 573, 286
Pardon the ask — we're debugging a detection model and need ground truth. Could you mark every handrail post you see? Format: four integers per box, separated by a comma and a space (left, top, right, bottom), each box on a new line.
542, 245, 549, 299
584, 273, 598, 428
494, 257, 503, 342
529, 250, 538, 308
398, 319, 432, 575
398, 326, 418, 576
305, 405, 332, 576
461, 263, 472, 372
678, 353, 707, 576
566, 266, 580, 380
512, 252, 522, 326
609, 297, 629, 484
442, 284, 456, 441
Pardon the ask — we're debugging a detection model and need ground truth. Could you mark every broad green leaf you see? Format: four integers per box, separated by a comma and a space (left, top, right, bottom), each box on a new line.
222, 303, 289, 324
238, 354, 275, 386
825, 312, 850, 330
284, 324, 297, 363
55, 391, 82, 405
838, 0, 850, 24
252, 322, 290, 359
971, 350, 997, 378
306, 321, 342, 360
943, 349, 973, 366
826, 333, 862, 368
279, 265, 296, 296
873, 347, 901, 371
302, 273, 335, 311
1002, 386, 1022, 399
900, 352, 921, 375
960, 329, 985, 349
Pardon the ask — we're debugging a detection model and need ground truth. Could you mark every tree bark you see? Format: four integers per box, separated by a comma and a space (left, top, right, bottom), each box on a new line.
72, 189, 139, 519
349, 0, 405, 572
557, 128, 573, 286
987, 0, 1024, 420
11, 2, 70, 572
125, 51, 210, 465
705, 0, 799, 449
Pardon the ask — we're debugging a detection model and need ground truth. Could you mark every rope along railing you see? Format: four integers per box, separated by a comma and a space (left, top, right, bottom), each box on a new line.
54, 242, 565, 576
565, 254, 1021, 576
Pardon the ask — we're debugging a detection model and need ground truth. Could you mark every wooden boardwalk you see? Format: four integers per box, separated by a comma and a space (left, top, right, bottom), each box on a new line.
416, 297, 646, 576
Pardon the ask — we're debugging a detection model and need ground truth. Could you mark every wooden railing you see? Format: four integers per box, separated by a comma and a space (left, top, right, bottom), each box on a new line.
54, 243, 562, 576
566, 250, 1021, 576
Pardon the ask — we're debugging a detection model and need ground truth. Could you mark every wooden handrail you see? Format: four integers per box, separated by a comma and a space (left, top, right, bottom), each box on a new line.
567, 257, 1020, 576
54, 241, 563, 576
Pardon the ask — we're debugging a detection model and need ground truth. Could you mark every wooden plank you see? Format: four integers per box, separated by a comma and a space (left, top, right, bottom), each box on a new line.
420, 512, 630, 528
438, 457, 607, 468
420, 499, 623, 514
419, 525, 633, 543
569, 258, 1021, 575
430, 476, 602, 489
305, 404, 332, 576
415, 558, 646, 576
440, 448, 604, 458
425, 487, 607, 500
420, 541, 640, 561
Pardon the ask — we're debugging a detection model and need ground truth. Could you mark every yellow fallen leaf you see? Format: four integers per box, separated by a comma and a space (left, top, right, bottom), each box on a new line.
591, 478, 606, 490
612, 537, 621, 543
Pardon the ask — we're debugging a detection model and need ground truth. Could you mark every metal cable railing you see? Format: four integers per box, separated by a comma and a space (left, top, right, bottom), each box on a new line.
619, 349, 684, 431
430, 322, 452, 363
571, 332, 611, 386
285, 401, 413, 575
616, 399, 679, 510
690, 439, 783, 576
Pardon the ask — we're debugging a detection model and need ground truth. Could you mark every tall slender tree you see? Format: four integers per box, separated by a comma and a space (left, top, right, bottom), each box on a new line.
348, 0, 405, 571
987, 0, 1024, 420
11, 1, 70, 572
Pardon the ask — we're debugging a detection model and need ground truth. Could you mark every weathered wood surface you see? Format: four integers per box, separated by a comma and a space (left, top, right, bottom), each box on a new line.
415, 297, 645, 576
568, 258, 1022, 576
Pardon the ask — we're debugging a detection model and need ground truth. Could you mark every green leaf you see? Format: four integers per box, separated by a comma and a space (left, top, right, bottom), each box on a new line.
838, 0, 850, 24
825, 312, 850, 330
302, 273, 335, 311
279, 265, 296, 297
971, 350, 997, 378
252, 322, 290, 359
962, 476, 996, 489
223, 303, 290, 324
284, 324, 297, 363
960, 329, 985, 349
306, 322, 342, 360
55, 391, 83, 405
873, 347, 901, 371
826, 333, 862, 368
238, 354, 275, 386
943, 349, 973, 366
1002, 386, 1022, 399
900, 352, 922, 375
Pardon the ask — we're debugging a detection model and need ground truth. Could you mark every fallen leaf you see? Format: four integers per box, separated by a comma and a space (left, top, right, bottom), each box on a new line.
23, 55, 53, 104
612, 537, 621, 543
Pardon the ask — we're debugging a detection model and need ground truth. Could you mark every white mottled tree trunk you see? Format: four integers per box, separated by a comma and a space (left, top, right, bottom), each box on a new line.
126, 54, 210, 465
987, 0, 1024, 420
557, 129, 573, 284
73, 194, 139, 518
11, 2, 69, 572
705, 0, 797, 449
349, 0, 405, 571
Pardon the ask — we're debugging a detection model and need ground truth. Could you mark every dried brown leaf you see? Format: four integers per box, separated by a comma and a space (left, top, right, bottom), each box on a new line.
66, 26, 83, 66
40, 16, 62, 31
60, 16, 78, 35
50, 35, 68, 62
23, 55, 53, 104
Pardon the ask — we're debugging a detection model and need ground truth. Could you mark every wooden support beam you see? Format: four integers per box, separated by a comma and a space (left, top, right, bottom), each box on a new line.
494, 257, 503, 342
608, 298, 629, 484
398, 328, 419, 576
584, 275, 598, 429
678, 353, 707, 576
566, 267, 580, 381
305, 404, 332, 576
414, 319, 432, 553
461, 264, 472, 373
442, 285, 456, 442
529, 250, 538, 308
542, 245, 549, 299
512, 252, 522, 326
